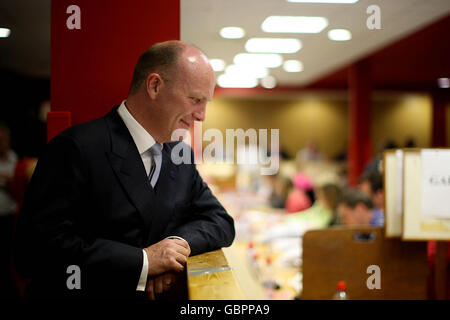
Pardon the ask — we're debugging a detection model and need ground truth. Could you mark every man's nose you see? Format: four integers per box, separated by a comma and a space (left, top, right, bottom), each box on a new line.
192, 104, 206, 122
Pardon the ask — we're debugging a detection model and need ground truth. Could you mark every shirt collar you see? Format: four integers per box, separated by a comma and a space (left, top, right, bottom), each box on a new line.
117, 100, 162, 155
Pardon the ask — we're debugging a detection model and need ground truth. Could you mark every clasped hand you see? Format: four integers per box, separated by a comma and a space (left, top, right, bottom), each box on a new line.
144, 238, 190, 300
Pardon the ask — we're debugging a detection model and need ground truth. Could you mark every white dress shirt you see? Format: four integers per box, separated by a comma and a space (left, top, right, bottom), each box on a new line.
117, 101, 188, 292
118, 101, 159, 291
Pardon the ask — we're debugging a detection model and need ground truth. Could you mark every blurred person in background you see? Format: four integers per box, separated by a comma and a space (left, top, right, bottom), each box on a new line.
0, 124, 17, 215
359, 171, 385, 227
363, 139, 397, 176
296, 139, 324, 162
277, 145, 291, 161
285, 173, 314, 213
332, 141, 347, 163
337, 188, 383, 227
404, 137, 417, 148
0, 124, 18, 298
285, 183, 342, 229
268, 174, 292, 209
9, 155, 37, 300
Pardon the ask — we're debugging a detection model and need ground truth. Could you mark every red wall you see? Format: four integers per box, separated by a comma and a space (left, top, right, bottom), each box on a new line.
50, 0, 180, 140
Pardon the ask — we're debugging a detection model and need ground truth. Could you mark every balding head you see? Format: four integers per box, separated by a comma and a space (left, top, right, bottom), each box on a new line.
129, 41, 214, 95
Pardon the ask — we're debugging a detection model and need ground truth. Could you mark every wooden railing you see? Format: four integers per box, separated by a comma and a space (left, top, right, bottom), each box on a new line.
186, 249, 245, 300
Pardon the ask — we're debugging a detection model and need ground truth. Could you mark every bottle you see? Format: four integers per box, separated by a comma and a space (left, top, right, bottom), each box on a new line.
332, 281, 349, 300
262, 257, 278, 290
262, 257, 280, 299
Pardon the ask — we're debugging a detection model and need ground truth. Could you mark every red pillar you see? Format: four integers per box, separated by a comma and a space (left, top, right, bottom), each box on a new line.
49, 0, 180, 141
430, 91, 450, 299
431, 90, 448, 148
348, 59, 372, 186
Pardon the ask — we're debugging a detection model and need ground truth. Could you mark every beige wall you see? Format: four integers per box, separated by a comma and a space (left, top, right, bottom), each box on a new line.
371, 94, 432, 152
204, 97, 348, 159
203, 93, 438, 160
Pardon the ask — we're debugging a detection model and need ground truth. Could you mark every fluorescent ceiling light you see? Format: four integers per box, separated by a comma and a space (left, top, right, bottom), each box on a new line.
0, 28, 11, 38
437, 78, 450, 88
261, 76, 277, 89
287, 0, 359, 3
328, 29, 352, 41
220, 26, 245, 39
283, 60, 303, 72
209, 59, 226, 72
245, 38, 302, 53
234, 53, 283, 68
226, 64, 268, 79
262, 16, 328, 34
217, 74, 258, 88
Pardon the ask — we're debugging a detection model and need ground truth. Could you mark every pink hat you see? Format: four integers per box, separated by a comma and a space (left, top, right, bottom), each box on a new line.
285, 189, 312, 213
292, 173, 314, 191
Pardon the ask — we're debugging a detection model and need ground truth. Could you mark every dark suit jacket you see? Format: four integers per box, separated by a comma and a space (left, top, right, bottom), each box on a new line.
14, 106, 235, 299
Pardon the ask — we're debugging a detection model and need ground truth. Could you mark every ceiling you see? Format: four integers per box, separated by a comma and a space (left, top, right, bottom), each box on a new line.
307, 13, 450, 90
0, 0, 449, 91
182, 0, 450, 87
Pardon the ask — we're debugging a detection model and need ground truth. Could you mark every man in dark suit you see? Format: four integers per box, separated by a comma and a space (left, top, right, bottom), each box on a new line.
13, 41, 235, 299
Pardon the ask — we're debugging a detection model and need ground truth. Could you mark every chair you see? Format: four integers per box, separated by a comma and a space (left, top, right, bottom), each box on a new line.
301, 226, 428, 299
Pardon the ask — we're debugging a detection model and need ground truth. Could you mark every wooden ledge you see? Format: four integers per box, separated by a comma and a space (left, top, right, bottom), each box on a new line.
187, 249, 245, 300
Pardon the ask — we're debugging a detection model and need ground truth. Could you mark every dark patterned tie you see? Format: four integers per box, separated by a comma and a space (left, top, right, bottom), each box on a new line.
148, 144, 162, 188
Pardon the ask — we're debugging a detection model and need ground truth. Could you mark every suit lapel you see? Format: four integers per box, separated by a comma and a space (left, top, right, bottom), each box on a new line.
105, 108, 156, 231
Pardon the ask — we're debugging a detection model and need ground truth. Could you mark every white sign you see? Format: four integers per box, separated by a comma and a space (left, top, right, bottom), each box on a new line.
421, 149, 450, 219
396, 150, 403, 216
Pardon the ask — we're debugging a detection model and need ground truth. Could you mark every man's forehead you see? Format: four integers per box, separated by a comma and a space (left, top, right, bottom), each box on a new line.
184, 71, 215, 99
190, 85, 214, 101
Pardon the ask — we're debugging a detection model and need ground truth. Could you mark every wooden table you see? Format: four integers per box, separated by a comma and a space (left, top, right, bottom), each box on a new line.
187, 249, 246, 300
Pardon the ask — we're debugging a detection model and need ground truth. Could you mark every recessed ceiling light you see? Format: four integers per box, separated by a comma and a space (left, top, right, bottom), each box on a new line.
217, 74, 258, 88
437, 78, 450, 88
0, 28, 11, 38
226, 64, 268, 79
234, 53, 283, 68
287, 0, 359, 3
220, 27, 245, 39
209, 59, 226, 72
328, 29, 352, 41
245, 38, 302, 54
262, 16, 328, 34
283, 60, 304, 72
261, 76, 277, 89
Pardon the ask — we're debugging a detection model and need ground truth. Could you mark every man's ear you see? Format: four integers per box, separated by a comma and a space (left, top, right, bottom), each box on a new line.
145, 73, 163, 100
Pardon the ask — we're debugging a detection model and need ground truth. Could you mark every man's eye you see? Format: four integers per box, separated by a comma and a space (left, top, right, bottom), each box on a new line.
191, 97, 201, 104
